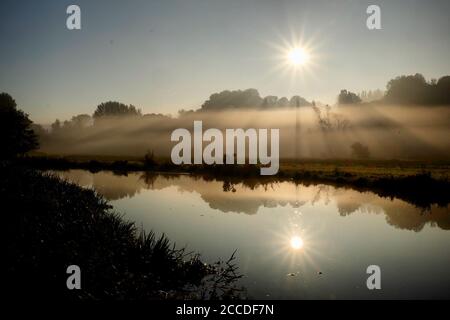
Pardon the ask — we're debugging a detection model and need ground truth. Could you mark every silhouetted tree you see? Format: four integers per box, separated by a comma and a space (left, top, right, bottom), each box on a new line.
277, 97, 289, 107
93, 101, 142, 120
385, 73, 428, 104
48, 114, 92, 138
312, 105, 350, 131
200, 89, 263, 110
51, 119, 61, 133
289, 95, 312, 107
142, 113, 170, 120
31, 123, 47, 136
70, 114, 92, 128
435, 76, 450, 105
199, 89, 311, 110
338, 90, 362, 105
0, 93, 38, 159
359, 89, 385, 102
384, 73, 450, 105
31, 123, 48, 145
261, 96, 278, 108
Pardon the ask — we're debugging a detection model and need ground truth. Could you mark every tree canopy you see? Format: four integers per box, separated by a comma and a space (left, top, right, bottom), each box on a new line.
93, 101, 142, 119
338, 90, 362, 105
0, 93, 39, 159
200, 88, 311, 111
385, 73, 450, 105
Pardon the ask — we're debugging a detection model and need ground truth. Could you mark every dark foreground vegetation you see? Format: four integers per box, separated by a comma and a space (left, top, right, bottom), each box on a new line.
3, 163, 243, 300
1, 92, 243, 300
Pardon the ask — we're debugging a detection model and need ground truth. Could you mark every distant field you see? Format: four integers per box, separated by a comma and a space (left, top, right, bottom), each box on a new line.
280, 159, 450, 180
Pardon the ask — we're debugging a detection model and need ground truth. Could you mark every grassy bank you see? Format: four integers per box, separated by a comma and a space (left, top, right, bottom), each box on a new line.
24, 153, 450, 178
18, 154, 450, 209
2, 163, 243, 300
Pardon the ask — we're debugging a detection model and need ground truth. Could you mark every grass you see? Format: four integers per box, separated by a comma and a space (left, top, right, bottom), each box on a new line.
280, 158, 450, 180
23, 153, 450, 177
2, 162, 243, 300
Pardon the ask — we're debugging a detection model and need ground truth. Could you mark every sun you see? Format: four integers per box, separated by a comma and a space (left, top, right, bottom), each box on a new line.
267, 33, 320, 82
290, 236, 304, 250
287, 47, 310, 66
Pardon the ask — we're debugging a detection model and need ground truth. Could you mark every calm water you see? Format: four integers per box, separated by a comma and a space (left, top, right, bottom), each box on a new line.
53, 170, 450, 299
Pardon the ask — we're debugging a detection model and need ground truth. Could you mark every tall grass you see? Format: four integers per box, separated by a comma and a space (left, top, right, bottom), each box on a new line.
2, 163, 243, 300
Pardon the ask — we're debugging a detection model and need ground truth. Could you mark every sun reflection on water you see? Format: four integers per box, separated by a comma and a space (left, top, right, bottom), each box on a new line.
290, 236, 304, 250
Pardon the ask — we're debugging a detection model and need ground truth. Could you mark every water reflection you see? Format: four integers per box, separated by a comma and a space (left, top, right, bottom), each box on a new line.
52, 170, 450, 232
290, 236, 304, 250
49, 169, 450, 299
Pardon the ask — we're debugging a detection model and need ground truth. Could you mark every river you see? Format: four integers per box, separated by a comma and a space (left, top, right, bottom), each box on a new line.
52, 169, 450, 299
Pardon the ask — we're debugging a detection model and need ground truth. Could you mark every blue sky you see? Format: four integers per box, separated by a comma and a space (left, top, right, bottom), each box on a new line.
1, 0, 449, 123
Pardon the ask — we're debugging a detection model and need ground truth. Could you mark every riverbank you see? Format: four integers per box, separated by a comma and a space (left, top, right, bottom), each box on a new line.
19, 155, 450, 209
2, 163, 243, 300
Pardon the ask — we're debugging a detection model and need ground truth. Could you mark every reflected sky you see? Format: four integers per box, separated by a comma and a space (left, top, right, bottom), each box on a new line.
52, 170, 450, 299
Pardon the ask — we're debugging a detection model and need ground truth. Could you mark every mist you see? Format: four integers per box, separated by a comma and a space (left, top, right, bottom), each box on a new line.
37, 104, 450, 161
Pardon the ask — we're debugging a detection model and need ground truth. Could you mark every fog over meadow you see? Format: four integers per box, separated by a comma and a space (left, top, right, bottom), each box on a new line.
38, 104, 450, 160
36, 74, 450, 160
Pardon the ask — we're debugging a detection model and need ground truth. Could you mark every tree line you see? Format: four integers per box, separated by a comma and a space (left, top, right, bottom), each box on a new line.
338, 73, 449, 105
1, 73, 449, 160
47, 73, 450, 132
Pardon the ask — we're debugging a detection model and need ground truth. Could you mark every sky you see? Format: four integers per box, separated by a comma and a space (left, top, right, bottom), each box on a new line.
1, 0, 449, 123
